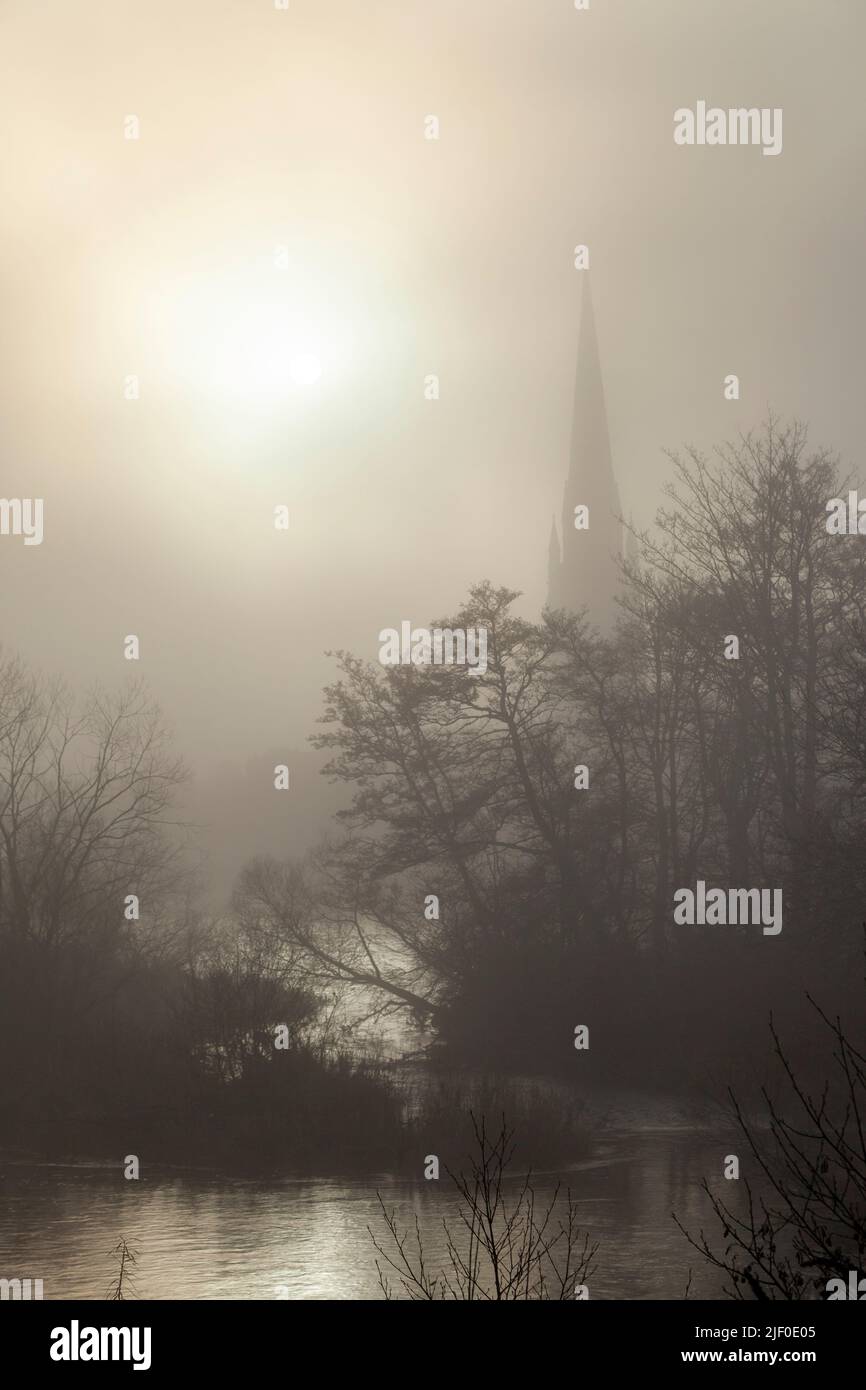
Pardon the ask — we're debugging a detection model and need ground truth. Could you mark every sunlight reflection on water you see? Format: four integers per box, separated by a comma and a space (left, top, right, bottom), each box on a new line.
0, 1123, 748, 1299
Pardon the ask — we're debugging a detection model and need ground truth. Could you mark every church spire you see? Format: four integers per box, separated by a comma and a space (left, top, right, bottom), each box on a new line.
548, 278, 624, 624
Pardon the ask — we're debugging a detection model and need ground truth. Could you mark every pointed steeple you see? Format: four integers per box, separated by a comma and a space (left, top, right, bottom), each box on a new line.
550, 278, 623, 624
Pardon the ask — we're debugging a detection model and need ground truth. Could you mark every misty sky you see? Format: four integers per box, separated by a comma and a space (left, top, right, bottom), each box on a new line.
1, 0, 864, 774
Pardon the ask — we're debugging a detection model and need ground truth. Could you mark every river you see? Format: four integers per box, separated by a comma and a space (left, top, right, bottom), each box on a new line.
0, 1092, 753, 1299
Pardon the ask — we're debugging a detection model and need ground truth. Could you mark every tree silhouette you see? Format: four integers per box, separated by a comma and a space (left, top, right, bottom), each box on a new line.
369, 1114, 597, 1300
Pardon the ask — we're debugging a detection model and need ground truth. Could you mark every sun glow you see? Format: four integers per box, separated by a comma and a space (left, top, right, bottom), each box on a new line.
153, 280, 351, 402
197, 299, 324, 396
288, 352, 323, 387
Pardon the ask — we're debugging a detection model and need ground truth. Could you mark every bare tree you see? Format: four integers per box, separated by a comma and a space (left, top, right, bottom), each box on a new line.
369, 1114, 598, 1300
675, 989, 866, 1299
0, 658, 187, 951
0, 656, 190, 1123
640, 419, 866, 905
107, 1239, 139, 1301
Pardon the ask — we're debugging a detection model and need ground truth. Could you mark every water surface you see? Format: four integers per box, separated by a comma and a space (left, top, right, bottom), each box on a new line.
0, 1101, 750, 1299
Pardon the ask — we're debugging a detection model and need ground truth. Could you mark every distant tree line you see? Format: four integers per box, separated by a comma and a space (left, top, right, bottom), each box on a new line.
3, 417, 865, 1168
0, 666, 405, 1166
237, 419, 866, 1085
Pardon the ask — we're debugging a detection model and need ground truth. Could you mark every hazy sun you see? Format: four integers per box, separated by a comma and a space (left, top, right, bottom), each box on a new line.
153, 282, 342, 402
288, 352, 322, 387
207, 302, 323, 395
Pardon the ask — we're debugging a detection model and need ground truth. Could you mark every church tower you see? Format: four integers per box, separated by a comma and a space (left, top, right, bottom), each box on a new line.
547, 281, 624, 626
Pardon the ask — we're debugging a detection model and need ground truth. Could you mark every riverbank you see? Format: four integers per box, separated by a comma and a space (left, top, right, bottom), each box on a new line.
1, 1062, 599, 1178
0, 1090, 746, 1299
